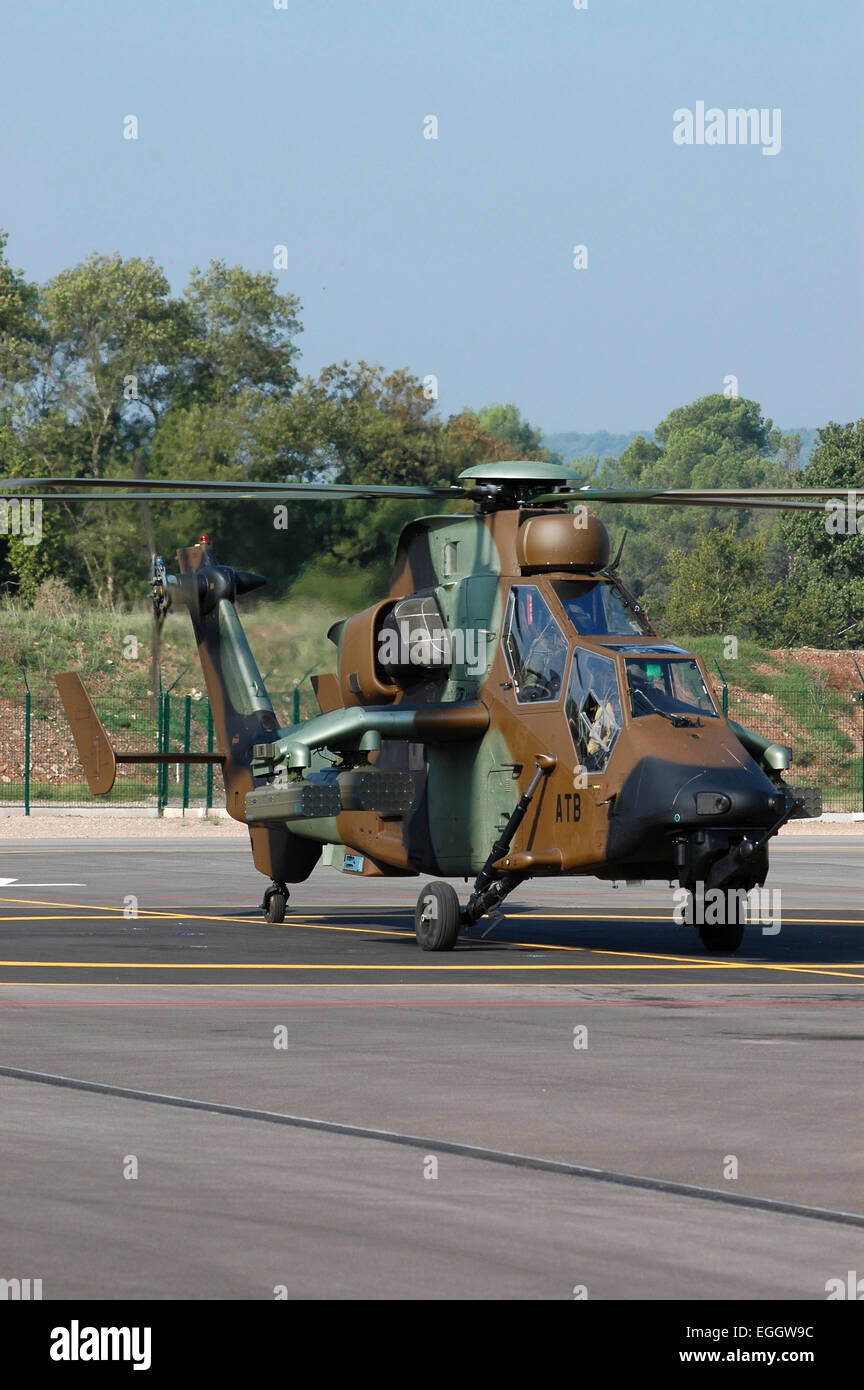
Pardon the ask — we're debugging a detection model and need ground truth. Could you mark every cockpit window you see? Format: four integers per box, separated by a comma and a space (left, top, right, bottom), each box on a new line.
551, 579, 652, 636
566, 650, 622, 771
626, 657, 717, 721
502, 586, 569, 703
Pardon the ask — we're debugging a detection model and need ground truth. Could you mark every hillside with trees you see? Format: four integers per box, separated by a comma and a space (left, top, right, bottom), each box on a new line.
1, 232, 862, 649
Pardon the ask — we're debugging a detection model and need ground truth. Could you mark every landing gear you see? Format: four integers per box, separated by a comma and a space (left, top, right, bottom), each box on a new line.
678, 876, 754, 955
261, 882, 289, 924
698, 920, 745, 954
460, 755, 553, 932
415, 881, 461, 952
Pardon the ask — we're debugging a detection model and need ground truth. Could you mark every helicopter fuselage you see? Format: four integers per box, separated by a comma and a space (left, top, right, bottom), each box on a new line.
249, 505, 790, 894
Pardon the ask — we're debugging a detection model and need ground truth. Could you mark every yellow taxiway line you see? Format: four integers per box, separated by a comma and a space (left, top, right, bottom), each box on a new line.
3, 895, 864, 980
0, 978, 860, 989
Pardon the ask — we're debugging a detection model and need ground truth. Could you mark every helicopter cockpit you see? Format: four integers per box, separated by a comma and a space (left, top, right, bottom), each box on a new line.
550, 578, 652, 637
624, 654, 718, 722
565, 648, 623, 772
501, 585, 569, 702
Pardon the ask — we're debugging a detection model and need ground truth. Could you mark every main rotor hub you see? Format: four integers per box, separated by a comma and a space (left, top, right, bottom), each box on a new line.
458, 460, 580, 511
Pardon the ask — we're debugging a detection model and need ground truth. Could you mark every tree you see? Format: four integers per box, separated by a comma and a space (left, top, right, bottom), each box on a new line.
0, 231, 41, 391
464, 402, 545, 457
777, 420, 864, 646
180, 261, 302, 406
662, 523, 777, 638
604, 395, 797, 617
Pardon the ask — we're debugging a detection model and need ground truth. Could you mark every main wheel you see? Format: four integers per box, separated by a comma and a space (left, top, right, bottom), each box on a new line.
265, 891, 286, 924
415, 881, 461, 952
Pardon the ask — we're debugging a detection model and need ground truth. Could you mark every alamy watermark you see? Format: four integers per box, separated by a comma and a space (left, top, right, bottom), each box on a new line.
673, 881, 781, 935
673, 102, 781, 156
824, 493, 864, 535
0, 498, 42, 546
0, 1276, 42, 1299
50, 1322, 151, 1371
378, 620, 486, 677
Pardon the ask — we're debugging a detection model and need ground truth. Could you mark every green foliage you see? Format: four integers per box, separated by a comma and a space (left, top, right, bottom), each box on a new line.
598, 394, 802, 623
467, 402, 545, 456
777, 420, 864, 646
0, 231, 41, 388
181, 260, 301, 404
662, 523, 777, 637
0, 230, 859, 653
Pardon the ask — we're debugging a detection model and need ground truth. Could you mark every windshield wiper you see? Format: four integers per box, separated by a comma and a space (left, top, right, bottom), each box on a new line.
631, 686, 697, 727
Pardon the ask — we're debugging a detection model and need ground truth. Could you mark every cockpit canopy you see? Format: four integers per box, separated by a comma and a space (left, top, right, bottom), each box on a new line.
550, 579, 652, 637
624, 655, 717, 722
501, 579, 653, 705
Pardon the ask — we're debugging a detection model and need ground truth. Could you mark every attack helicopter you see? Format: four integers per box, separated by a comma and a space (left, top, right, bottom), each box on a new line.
14, 462, 833, 954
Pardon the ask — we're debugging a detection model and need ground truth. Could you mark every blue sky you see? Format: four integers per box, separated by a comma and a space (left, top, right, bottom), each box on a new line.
1, 0, 860, 433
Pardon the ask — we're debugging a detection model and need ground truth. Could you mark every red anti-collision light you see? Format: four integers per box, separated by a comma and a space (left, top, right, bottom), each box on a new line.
199, 533, 210, 545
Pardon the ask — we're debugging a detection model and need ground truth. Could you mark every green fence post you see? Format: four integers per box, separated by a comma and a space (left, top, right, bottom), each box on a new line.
161, 693, 171, 811
156, 685, 164, 815
713, 659, 728, 716
206, 701, 214, 812
854, 663, 864, 816
182, 695, 191, 814
21, 668, 31, 816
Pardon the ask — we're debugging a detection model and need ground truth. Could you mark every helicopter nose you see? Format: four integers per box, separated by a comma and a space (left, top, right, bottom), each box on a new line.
606, 757, 786, 864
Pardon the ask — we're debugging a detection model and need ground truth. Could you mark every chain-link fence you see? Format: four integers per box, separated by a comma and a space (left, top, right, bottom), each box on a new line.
1, 673, 861, 813
711, 668, 863, 814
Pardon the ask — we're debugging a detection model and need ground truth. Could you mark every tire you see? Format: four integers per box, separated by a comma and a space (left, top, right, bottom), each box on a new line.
415, 881, 461, 952
266, 891, 286, 925
698, 920, 745, 954
684, 875, 752, 954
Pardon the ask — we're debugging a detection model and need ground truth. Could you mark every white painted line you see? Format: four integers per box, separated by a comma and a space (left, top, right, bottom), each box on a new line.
0, 879, 85, 887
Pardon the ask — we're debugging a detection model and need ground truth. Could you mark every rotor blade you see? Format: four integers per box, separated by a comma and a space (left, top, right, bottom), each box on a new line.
8, 477, 852, 498
5, 477, 458, 501
532, 489, 836, 512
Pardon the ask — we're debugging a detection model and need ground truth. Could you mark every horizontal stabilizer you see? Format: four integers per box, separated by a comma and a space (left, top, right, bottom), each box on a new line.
55, 672, 224, 796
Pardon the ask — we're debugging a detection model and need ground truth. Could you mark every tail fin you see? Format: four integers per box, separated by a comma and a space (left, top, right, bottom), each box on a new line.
55, 673, 118, 794
167, 539, 323, 882
169, 538, 279, 821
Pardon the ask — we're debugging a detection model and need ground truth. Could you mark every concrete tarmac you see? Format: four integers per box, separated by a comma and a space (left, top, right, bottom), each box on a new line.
0, 835, 862, 1300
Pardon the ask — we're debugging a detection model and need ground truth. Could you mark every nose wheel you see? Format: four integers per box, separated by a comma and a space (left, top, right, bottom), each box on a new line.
261, 883, 289, 924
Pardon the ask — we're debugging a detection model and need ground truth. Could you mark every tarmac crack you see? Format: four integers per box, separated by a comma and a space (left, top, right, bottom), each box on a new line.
2, 1062, 863, 1231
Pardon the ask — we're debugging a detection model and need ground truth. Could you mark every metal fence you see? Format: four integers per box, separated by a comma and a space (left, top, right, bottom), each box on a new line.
711, 667, 863, 814
1, 674, 862, 813
0, 680, 315, 813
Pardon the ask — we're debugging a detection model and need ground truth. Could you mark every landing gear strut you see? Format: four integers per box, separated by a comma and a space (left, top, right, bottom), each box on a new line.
462, 757, 552, 928
261, 882, 289, 924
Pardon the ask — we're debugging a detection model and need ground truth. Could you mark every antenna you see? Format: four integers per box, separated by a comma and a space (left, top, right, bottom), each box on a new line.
608, 530, 627, 570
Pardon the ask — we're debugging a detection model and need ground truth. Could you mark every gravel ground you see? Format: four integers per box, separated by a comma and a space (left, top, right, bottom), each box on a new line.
0, 811, 248, 839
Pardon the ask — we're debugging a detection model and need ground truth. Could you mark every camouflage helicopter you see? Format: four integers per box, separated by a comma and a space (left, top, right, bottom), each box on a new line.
17, 462, 832, 954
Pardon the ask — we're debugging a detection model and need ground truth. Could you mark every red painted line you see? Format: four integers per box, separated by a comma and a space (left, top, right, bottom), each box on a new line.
1, 998, 863, 1009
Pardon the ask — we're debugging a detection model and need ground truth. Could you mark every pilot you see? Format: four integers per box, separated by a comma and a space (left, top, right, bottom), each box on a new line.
629, 661, 669, 712
586, 688, 618, 759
